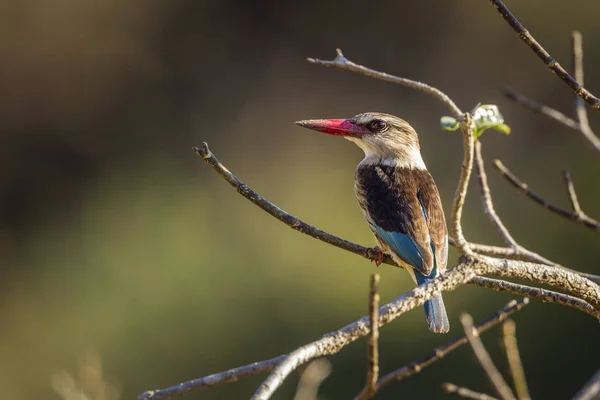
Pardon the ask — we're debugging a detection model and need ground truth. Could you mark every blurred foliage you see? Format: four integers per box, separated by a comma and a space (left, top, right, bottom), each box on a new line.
1, 0, 600, 399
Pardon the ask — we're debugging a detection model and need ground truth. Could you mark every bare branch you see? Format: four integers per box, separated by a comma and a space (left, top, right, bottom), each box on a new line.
474, 140, 517, 248
355, 274, 380, 400
487, 0, 600, 111
564, 170, 584, 215
137, 355, 286, 400
374, 299, 529, 393
193, 143, 397, 267
572, 370, 600, 400
504, 87, 600, 153
460, 313, 516, 400
470, 277, 600, 321
452, 115, 476, 255
494, 160, 600, 232
442, 383, 499, 400
504, 87, 579, 129
502, 320, 530, 400
306, 49, 462, 118
251, 260, 488, 400
570, 32, 600, 152
478, 256, 600, 310
293, 359, 332, 400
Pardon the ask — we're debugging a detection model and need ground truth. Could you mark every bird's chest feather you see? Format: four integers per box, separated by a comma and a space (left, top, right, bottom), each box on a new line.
354, 164, 421, 232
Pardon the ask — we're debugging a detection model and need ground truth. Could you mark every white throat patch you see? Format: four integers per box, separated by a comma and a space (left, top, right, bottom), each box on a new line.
346, 137, 427, 170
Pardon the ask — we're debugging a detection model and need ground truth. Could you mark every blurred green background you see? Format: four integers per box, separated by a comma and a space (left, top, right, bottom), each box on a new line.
1, 1, 600, 399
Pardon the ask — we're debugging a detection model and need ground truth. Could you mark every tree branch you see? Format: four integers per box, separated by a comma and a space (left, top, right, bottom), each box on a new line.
442, 383, 499, 400
502, 320, 530, 400
503, 88, 600, 153
570, 31, 600, 152
137, 355, 286, 400
293, 359, 332, 400
251, 259, 488, 400
487, 0, 600, 111
475, 141, 517, 248
572, 370, 600, 400
494, 160, 600, 232
356, 274, 380, 400
374, 299, 528, 393
460, 313, 516, 400
474, 141, 555, 266
470, 277, 600, 321
306, 49, 462, 118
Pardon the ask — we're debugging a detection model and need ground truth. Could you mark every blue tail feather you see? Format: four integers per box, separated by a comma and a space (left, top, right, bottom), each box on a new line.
415, 270, 450, 333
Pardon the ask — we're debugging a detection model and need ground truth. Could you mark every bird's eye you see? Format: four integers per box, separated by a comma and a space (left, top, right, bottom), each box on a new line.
368, 120, 388, 132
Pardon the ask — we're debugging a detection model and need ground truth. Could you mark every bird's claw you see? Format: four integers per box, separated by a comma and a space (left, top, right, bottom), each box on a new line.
371, 246, 384, 266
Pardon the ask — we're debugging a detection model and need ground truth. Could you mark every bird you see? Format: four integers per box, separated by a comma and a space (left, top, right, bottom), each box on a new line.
295, 112, 449, 333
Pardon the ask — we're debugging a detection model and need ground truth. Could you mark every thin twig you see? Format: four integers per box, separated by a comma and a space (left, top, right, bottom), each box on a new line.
442, 383, 499, 400
306, 49, 462, 118
503, 88, 600, 153
137, 355, 286, 400
474, 141, 571, 266
572, 370, 600, 400
475, 140, 517, 248
460, 313, 516, 400
293, 359, 332, 400
356, 274, 380, 400
570, 31, 600, 152
502, 320, 530, 400
494, 160, 600, 232
452, 115, 476, 254
487, 0, 600, 111
504, 87, 580, 129
564, 171, 584, 215
374, 299, 529, 394
470, 276, 600, 321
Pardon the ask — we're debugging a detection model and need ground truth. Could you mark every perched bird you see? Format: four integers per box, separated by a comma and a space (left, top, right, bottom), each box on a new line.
296, 112, 449, 333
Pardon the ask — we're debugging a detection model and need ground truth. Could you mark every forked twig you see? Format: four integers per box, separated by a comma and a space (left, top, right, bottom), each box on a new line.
140, 299, 529, 400
474, 141, 555, 266
494, 160, 600, 232
307, 49, 462, 118
373, 299, 529, 393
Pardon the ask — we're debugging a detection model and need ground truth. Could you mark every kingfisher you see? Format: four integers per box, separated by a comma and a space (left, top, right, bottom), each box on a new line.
295, 112, 449, 333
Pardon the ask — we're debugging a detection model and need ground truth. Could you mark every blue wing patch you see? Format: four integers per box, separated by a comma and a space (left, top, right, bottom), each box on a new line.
374, 225, 426, 271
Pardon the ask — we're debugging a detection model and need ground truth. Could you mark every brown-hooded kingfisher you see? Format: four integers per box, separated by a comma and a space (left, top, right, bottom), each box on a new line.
296, 112, 449, 333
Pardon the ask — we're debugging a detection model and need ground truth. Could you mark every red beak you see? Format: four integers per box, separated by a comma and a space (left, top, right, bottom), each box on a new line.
295, 118, 364, 137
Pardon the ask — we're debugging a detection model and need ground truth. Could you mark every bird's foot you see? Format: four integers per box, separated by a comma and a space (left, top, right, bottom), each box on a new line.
370, 246, 385, 266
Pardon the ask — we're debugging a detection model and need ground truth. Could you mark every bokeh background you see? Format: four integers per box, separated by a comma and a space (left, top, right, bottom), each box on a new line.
1, 1, 600, 399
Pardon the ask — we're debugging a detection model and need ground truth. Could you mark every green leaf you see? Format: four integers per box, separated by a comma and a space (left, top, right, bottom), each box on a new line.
440, 116, 459, 131
472, 104, 511, 138
440, 105, 511, 138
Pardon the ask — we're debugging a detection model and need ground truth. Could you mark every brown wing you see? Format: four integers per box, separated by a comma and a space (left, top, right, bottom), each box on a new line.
355, 164, 440, 275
